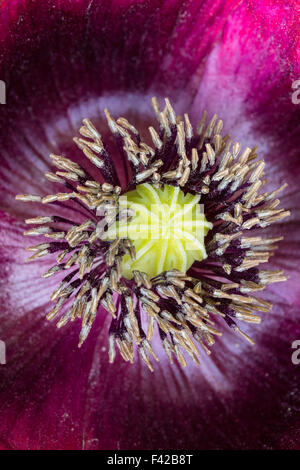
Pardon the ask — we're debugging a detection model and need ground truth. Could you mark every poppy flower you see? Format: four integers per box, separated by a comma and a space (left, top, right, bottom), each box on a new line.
0, 0, 300, 450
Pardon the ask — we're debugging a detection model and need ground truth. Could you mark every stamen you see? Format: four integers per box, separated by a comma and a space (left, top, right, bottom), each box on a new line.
15, 98, 290, 370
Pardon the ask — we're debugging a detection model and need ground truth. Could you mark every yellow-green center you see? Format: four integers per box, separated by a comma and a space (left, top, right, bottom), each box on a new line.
104, 183, 212, 279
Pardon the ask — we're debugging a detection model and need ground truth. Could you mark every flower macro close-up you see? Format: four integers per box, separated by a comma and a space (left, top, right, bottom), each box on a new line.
0, 0, 300, 452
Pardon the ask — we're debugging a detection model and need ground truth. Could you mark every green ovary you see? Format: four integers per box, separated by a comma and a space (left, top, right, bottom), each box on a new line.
104, 183, 213, 279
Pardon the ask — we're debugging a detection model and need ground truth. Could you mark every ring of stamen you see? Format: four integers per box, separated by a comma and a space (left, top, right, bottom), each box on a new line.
16, 97, 290, 371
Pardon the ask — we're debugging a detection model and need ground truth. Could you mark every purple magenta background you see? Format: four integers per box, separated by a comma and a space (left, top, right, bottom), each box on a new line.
0, 0, 299, 450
